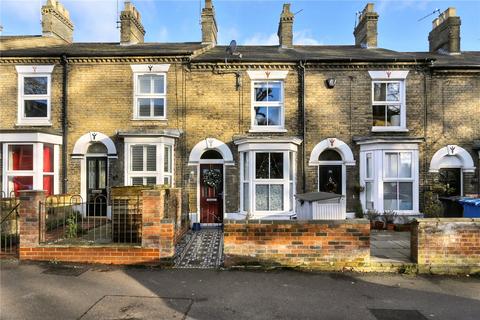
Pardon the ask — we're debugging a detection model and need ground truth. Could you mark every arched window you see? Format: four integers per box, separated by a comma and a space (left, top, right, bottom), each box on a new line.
87, 142, 108, 154
201, 149, 223, 159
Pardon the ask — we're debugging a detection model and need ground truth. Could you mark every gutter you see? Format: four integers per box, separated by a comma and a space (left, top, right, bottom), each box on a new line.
61, 54, 68, 193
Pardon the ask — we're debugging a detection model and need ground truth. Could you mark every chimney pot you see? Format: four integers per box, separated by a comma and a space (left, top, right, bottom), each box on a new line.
201, 0, 218, 46
353, 3, 378, 48
278, 3, 294, 49
41, 0, 74, 43
120, 1, 146, 45
428, 7, 461, 54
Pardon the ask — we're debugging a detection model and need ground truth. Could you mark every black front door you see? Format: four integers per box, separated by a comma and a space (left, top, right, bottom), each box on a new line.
319, 165, 342, 195
86, 157, 107, 216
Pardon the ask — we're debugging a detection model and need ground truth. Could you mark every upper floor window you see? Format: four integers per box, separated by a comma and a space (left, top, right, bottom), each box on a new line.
247, 70, 289, 132
368, 71, 409, 132
252, 81, 284, 129
131, 64, 170, 120
134, 74, 166, 119
16, 65, 54, 126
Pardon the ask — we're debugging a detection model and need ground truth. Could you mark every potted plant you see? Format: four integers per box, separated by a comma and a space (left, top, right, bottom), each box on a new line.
383, 210, 397, 230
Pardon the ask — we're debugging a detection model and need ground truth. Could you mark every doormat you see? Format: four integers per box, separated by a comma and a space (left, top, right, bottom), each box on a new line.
369, 309, 427, 320
42, 264, 88, 277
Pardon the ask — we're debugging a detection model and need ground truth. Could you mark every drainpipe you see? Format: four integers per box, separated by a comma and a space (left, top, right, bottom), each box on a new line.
298, 61, 306, 193
61, 54, 68, 193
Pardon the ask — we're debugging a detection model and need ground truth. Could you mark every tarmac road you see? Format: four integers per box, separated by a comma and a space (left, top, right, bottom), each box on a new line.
1, 260, 479, 320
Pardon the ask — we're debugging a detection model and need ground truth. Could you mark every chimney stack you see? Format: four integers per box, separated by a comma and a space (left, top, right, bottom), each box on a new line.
201, 0, 218, 46
278, 4, 294, 49
120, 1, 145, 45
429, 8, 461, 54
353, 3, 378, 48
41, 0, 74, 43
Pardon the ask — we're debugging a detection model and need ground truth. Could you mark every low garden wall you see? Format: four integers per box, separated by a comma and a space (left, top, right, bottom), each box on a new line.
411, 218, 480, 274
17, 189, 183, 265
223, 219, 370, 271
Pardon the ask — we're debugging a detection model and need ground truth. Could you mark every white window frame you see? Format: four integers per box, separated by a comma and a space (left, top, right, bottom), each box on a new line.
368, 70, 409, 133
250, 80, 285, 131
359, 143, 419, 215
124, 137, 174, 187
2, 142, 60, 196
131, 64, 170, 120
16, 65, 54, 126
240, 150, 295, 216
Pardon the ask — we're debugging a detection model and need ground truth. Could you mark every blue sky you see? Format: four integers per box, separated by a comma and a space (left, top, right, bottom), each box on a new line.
1, 0, 479, 51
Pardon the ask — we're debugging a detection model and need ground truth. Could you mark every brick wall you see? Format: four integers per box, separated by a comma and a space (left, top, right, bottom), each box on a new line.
223, 219, 370, 270
411, 218, 480, 274
17, 189, 178, 265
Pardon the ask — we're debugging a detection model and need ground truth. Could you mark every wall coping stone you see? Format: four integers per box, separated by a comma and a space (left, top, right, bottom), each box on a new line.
224, 219, 369, 225
413, 218, 480, 223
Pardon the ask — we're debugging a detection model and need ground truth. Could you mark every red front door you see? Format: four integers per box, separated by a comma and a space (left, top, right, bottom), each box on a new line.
200, 164, 223, 223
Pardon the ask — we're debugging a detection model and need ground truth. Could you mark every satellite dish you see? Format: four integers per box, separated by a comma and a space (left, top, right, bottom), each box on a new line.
226, 40, 237, 55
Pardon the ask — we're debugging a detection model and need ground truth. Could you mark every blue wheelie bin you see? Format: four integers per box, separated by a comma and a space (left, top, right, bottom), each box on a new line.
458, 198, 480, 218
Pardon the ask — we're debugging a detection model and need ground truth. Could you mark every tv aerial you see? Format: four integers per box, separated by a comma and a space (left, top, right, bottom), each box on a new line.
418, 9, 441, 22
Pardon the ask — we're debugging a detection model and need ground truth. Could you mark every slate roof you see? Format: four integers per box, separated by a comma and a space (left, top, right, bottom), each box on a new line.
192, 45, 427, 62
0, 42, 207, 57
1, 40, 479, 68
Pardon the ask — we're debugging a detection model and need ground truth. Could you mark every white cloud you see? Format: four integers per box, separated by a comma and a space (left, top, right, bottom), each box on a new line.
243, 32, 277, 45
218, 26, 240, 45
243, 29, 320, 45
294, 30, 320, 45
66, 0, 119, 42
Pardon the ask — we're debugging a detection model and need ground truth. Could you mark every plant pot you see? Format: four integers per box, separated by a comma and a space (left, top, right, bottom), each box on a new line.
373, 220, 386, 230
387, 223, 395, 231
192, 222, 201, 231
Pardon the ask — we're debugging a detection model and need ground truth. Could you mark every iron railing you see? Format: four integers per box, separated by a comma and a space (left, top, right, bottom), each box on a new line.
0, 192, 20, 256
39, 195, 141, 245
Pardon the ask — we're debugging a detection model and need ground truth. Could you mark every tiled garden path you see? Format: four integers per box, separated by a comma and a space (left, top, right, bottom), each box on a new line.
174, 227, 223, 269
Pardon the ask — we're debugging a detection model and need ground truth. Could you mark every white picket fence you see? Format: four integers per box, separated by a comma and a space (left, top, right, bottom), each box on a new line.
296, 197, 346, 220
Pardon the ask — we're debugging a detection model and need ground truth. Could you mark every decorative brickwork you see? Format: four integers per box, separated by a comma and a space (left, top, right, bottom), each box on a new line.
223, 219, 370, 270
411, 218, 480, 274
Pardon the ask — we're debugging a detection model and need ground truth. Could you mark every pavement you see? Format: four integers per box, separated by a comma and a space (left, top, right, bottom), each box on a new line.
370, 230, 411, 263
1, 259, 480, 320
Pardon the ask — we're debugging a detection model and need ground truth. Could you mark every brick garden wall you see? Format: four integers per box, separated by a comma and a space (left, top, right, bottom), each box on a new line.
17, 189, 179, 265
223, 219, 370, 271
411, 218, 480, 274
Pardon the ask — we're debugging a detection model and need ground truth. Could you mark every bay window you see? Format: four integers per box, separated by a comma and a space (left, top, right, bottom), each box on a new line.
124, 138, 174, 186
16, 65, 54, 125
359, 142, 419, 214
240, 148, 296, 216
3, 141, 59, 196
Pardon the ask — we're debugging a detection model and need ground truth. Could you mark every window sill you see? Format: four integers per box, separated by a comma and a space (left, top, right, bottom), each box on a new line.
132, 118, 168, 121
371, 127, 409, 133
15, 122, 52, 127
248, 128, 288, 133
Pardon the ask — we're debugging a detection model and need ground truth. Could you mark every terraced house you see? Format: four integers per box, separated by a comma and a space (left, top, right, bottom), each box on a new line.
1, 0, 479, 224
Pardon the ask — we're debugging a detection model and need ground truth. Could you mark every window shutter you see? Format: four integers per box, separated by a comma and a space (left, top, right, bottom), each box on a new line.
146, 145, 157, 171
131, 146, 144, 171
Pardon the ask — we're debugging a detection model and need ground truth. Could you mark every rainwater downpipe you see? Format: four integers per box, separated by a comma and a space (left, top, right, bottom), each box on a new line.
299, 61, 306, 193
61, 54, 68, 193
